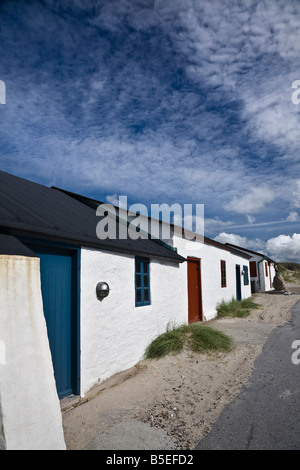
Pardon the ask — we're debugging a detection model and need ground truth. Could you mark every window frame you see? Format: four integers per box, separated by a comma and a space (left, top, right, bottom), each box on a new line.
243, 265, 249, 285
220, 260, 227, 288
135, 256, 151, 307
249, 261, 257, 277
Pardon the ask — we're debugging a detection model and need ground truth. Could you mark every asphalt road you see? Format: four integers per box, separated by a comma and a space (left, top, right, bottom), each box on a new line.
196, 300, 300, 450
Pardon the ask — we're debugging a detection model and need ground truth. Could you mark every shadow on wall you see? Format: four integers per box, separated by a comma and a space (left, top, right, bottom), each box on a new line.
0, 392, 6, 450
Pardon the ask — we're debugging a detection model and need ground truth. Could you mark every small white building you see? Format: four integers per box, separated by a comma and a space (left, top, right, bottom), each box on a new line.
171, 232, 252, 322
0, 171, 252, 449
225, 243, 276, 293
56, 191, 253, 323
0, 171, 185, 449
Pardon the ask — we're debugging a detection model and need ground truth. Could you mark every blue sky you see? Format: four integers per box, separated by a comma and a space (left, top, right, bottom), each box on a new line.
0, 0, 300, 261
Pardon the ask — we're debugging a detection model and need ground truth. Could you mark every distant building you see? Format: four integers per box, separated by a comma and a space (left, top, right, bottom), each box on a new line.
225, 244, 276, 293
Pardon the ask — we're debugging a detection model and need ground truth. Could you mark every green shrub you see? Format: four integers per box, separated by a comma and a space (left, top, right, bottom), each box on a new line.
187, 324, 233, 354
144, 322, 233, 360
216, 297, 260, 319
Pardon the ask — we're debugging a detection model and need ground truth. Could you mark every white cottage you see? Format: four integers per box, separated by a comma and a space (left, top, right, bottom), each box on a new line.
55, 192, 253, 323
170, 232, 252, 322
225, 243, 276, 293
0, 171, 185, 449
0, 170, 253, 450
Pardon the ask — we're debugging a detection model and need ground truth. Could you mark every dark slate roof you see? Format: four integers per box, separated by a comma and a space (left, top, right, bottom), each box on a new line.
0, 171, 185, 263
51, 186, 179, 252
53, 186, 252, 260
0, 234, 37, 257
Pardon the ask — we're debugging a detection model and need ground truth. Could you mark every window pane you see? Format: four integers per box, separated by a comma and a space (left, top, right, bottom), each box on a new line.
143, 261, 149, 273
136, 260, 141, 273
135, 257, 150, 306
143, 274, 149, 287
136, 289, 142, 303
136, 275, 141, 288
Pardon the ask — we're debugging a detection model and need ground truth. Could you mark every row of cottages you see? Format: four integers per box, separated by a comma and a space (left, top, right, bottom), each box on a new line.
0, 170, 252, 450
224, 243, 276, 294
53, 187, 253, 322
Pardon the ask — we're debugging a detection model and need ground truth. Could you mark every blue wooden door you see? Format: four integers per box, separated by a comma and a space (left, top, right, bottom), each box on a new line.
30, 246, 78, 398
236, 265, 242, 301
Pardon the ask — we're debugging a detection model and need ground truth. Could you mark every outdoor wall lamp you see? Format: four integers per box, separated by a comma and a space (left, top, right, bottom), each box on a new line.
96, 282, 110, 301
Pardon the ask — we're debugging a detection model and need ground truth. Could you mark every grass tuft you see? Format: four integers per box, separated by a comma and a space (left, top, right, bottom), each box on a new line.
144, 322, 233, 360
216, 297, 261, 319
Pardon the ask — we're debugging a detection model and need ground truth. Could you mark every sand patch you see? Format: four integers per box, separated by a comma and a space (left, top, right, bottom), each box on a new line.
62, 287, 300, 450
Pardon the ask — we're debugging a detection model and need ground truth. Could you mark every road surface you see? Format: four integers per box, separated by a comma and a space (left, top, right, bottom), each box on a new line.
196, 300, 300, 450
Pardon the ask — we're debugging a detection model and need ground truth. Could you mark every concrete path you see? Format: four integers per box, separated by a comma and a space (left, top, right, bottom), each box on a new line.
195, 301, 300, 450
211, 317, 274, 345
84, 419, 177, 450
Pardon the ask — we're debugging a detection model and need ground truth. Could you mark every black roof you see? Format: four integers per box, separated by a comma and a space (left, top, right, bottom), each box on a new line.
53, 186, 252, 260
0, 171, 185, 263
0, 234, 36, 257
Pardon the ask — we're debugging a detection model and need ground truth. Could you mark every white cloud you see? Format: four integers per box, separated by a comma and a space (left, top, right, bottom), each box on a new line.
168, 0, 300, 156
105, 194, 120, 206
214, 232, 266, 252
286, 211, 299, 222
214, 232, 250, 247
204, 216, 234, 235
293, 180, 300, 208
214, 231, 300, 262
246, 214, 256, 224
266, 233, 300, 262
1, 0, 300, 229
224, 186, 275, 215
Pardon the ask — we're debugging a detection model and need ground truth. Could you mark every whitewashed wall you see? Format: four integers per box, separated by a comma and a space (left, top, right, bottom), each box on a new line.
80, 239, 252, 395
172, 236, 251, 321
230, 251, 252, 300
246, 253, 275, 293
80, 248, 186, 395
0, 255, 65, 450
258, 259, 275, 292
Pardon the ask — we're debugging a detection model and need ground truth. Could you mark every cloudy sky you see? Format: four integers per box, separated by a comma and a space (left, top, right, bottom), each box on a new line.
0, 0, 300, 261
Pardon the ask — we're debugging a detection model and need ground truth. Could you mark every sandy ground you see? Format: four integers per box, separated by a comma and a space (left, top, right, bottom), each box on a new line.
62, 284, 300, 450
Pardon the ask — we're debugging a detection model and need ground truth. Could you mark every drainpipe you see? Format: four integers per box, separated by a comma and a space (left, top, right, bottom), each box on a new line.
257, 257, 266, 290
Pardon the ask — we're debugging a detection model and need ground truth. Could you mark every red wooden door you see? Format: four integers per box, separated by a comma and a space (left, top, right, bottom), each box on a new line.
187, 258, 203, 323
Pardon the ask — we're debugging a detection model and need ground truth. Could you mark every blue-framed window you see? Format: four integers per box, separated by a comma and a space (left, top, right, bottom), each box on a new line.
135, 257, 150, 307
243, 265, 249, 285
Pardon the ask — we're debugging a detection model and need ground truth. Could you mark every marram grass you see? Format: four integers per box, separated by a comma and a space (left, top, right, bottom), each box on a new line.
216, 297, 261, 319
144, 322, 233, 360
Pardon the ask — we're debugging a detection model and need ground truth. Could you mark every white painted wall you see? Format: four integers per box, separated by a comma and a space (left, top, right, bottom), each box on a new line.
172, 236, 251, 321
258, 259, 275, 292
80, 239, 252, 395
80, 248, 186, 395
248, 254, 261, 293
0, 255, 66, 450
231, 252, 252, 300
241, 253, 275, 293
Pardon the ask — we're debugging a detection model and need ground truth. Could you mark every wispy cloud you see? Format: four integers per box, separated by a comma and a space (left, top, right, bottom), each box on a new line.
224, 186, 276, 215
0, 0, 300, 260
286, 211, 299, 222
246, 215, 256, 224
